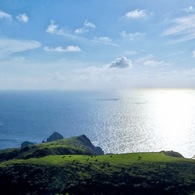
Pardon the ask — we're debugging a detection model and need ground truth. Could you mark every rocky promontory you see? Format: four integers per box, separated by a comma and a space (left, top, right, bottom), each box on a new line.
0, 133, 104, 162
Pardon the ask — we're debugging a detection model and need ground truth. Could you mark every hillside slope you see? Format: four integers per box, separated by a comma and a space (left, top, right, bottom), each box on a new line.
0, 134, 103, 162
0, 153, 195, 194
0, 135, 194, 194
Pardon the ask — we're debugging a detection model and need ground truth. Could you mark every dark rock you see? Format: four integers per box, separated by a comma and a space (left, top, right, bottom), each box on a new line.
94, 146, 104, 155
46, 132, 64, 142
77, 134, 104, 155
160, 150, 183, 158
21, 141, 34, 148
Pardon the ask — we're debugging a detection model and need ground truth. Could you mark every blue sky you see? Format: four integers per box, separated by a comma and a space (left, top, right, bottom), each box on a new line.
0, 0, 195, 89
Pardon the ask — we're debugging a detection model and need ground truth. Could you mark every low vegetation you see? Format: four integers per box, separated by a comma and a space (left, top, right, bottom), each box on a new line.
0, 135, 194, 194
0, 134, 103, 162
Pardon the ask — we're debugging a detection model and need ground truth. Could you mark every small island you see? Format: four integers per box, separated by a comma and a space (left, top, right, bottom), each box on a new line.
0, 132, 194, 194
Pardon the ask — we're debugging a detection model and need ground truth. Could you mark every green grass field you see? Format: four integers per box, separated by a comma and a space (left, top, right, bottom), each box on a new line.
1, 152, 194, 167
0, 135, 194, 194
0, 152, 194, 194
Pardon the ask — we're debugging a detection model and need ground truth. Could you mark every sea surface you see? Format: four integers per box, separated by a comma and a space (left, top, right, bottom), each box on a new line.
0, 89, 195, 158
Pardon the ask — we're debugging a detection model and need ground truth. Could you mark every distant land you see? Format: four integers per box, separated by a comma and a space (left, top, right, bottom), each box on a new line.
0, 132, 194, 194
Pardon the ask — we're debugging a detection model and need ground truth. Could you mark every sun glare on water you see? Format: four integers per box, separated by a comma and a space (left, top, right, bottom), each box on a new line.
98, 89, 195, 157
149, 89, 195, 155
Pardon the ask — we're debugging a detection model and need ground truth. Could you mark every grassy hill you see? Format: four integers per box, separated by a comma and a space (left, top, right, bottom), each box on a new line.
0, 135, 194, 194
0, 134, 103, 162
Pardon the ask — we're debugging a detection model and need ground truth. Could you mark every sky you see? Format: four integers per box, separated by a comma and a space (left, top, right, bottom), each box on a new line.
0, 0, 195, 90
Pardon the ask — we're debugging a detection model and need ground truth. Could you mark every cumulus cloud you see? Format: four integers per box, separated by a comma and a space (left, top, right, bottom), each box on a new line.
109, 57, 133, 69
120, 31, 145, 40
163, 14, 195, 42
16, 13, 29, 23
46, 20, 73, 37
44, 45, 81, 53
0, 38, 41, 58
46, 20, 60, 34
66, 45, 81, 52
0, 10, 12, 20
124, 9, 147, 19
75, 20, 96, 34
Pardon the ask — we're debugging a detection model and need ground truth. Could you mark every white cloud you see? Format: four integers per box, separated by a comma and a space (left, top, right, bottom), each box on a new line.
75, 20, 96, 34
163, 14, 195, 42
124, 9, 147, 19
73, 28, 83, 34
16, 13, 29, 23
83, 20, 96, 28
58, 59, 134, 89
120, 31, 145, 40
46, 20, 85, 41
0, 38, 41, 58
44, 45, 81, 53
95, 36, 112, 42
66, 45, 81, 52
93, 36, 119, 46
1, 55, 194, 89
0, 10, 12, 20
46, 20, 96, 42
46, 20, 73, 37
143, 60, 168, 67
46, 20, 60, 34
44, 46, 65, 52
46, 20, 117, 47
183, 6, 195, 13
109, 57, 133, 69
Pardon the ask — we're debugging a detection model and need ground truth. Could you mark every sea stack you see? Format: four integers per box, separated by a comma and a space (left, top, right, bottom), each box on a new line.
47, 132, 64, 142
21, 141, 35, 148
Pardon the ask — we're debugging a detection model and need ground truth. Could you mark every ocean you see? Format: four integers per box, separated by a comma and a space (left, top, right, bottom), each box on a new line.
0, 89, 194, 158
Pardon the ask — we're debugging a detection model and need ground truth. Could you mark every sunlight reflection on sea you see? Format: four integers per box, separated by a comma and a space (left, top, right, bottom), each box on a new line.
91, 89, 195, 158
0, 89, 195, 158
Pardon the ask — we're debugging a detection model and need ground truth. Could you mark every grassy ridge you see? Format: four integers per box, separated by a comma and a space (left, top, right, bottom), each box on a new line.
0, 135, 194, 194
1, 152, 193, 166
0, 135, 103, 162
0, 152, 194, 194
